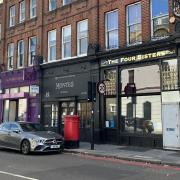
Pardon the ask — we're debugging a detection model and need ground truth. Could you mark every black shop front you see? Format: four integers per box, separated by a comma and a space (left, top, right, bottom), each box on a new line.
41, 56, 100, 142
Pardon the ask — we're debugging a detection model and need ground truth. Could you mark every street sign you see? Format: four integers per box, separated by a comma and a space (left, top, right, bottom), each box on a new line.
97, 82, 106, 94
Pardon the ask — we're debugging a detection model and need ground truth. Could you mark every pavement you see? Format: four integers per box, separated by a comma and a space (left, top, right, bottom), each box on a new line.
65, 142, 180, 167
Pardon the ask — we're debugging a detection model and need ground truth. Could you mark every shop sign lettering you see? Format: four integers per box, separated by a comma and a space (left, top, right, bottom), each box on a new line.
56, 81, 74, 90
120, 50, 176, 63
101, 49, 176, 66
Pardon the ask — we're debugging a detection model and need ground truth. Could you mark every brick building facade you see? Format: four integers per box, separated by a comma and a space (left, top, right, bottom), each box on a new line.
0, 0, 180, 149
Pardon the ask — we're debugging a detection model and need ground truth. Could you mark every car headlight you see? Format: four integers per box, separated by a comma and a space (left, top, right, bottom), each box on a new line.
31, 138, 46, 144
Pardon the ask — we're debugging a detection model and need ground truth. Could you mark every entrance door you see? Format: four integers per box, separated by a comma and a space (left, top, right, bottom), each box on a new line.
9, 101, 17, 122
162, 103, 180, 150
60, 102, 75, 134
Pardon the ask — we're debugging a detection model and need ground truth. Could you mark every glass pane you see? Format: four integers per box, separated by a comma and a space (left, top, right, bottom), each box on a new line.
153, 16, 169, 38
105, 98, 117, 128
121, 65, 160, 94
80, 38, 88, 54
162, 59, 178, 90
107, 11, 118, 30
108, 30, 119, 49
105, 69, 116, 95
64, 42, 71, 57
152, 0, 168, 18
78, 20, 88, 32
50, 46, 56, 60
128, 3, 141, 25
18, 99, 27, 121
129, 24, 142, 44
121, 95, 162, 134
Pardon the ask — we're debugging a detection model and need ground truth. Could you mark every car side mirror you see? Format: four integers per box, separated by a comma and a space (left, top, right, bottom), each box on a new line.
12, 129, 21, 134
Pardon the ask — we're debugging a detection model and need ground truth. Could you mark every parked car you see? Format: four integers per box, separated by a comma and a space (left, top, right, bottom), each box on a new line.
0, 121, 64, 155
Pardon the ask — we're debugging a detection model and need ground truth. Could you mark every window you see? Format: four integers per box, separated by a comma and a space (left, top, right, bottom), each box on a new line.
49, 0, 56, 11
30, 0, 37, 18
62, 25, 71, 59
151, 0, 169, 39
105, 98, 117, 128
77, 19, 88, 56
7, 43, 14, 70
9, 6, 15, 27
48, 30, 56, 61
127, 3, 142, 45
51, 104, 58, 127
17, 40, 24, 68
63, 0, 72, 6
162, 59, 178, 90
29, 36, 37, 65
105, 10, 119, 49
19, 1, 25, 22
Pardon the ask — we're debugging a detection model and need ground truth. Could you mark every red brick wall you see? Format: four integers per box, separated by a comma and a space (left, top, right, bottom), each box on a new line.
0, 0, 175, 70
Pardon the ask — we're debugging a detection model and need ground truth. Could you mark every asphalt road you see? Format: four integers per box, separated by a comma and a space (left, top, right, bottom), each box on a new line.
0, 148, 180, 180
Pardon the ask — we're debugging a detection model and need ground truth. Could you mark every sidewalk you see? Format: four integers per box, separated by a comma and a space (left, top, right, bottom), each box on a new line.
65, 142, 180, 167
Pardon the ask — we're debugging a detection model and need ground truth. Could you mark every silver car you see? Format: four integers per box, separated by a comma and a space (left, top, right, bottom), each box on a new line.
0, 122, 64, 155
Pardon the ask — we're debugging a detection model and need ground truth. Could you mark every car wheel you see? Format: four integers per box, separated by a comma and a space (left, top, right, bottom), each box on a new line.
21, 140, 30, 155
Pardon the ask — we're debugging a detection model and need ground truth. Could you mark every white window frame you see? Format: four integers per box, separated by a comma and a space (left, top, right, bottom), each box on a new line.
9, 6, 16, 27
29, 36, 37, 66
17, 40, 24, 68
30, 0, 37, 19
105, 10, 119, 50
126, 2, 142, 46
48, 30, 56, 62
150, 0, 169, 40
62, 25, 71, 59
62, 0, 72, 6
7, 43, 14, 70
77, 19, 88, 56
49, 0, 56, 11
19, 0, 25, 23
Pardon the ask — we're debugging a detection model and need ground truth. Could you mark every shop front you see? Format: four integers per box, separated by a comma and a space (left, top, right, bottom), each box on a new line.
41, 58, 100, 142
0, 66, 40, 123
100, 45, 179, 148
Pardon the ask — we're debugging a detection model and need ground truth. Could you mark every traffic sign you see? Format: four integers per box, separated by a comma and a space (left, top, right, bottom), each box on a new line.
97, 82, 106, 94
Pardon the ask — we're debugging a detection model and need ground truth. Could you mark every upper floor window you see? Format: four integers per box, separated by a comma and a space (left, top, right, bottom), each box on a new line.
29, 36, 37, 66
30, 0, 37, 18
7, 43, 14, 70
62, 25, 71, 59
19, 1, 25, 23
127, 3, 142, 45
77, 19, 88, 56
151, 0, 169, 39
48, 30, 56, 61
49, 0, 56, 11
105, 10, 119, 49
9, 6, 15, 27
17, 40, 24, 68
63, 0, 72, 6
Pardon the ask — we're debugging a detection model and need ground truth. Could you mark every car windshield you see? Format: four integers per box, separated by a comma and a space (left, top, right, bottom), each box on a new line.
20, 123, 45, 132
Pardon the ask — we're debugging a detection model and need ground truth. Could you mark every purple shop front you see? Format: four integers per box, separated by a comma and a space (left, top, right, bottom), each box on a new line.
0, 67, 40, 123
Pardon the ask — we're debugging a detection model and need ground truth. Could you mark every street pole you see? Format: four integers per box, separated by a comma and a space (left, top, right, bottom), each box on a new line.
91, 102, 95, 150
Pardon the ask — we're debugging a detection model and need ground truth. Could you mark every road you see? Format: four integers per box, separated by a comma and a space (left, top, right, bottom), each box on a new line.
0, 149, 180, 180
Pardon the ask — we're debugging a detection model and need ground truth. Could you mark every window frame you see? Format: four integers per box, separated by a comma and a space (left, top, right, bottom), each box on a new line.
28, 36, 37, 66
7, 43, 14, 70
150, 0, 169, 40
62, 25, 71, 59
19, 0, 25, 23
49, 0, 56, 11
105, 9, 119, 50
126, 2, 142, 46
9, 5, 16, 27
30, 0, 37, 19
77, 19, 88, 56
17, 40, 24, 68
48, 29, 56, 62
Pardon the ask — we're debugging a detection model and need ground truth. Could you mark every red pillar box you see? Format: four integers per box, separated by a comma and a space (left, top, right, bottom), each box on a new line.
64, 115, 80, 148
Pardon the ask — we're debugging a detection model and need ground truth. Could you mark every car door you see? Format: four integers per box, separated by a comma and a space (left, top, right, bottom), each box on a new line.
9, 123, 22, 150
0, 123, 11, 148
